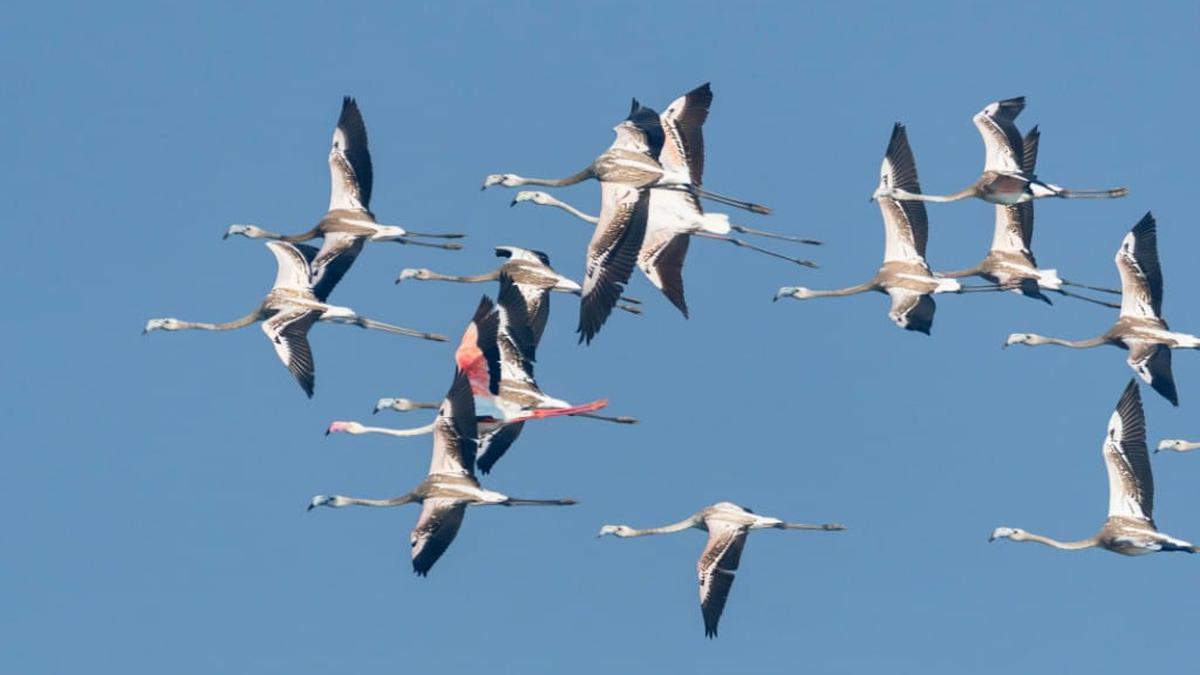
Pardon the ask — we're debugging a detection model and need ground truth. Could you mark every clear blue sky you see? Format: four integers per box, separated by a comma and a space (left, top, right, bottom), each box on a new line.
4, 1, 1199, 672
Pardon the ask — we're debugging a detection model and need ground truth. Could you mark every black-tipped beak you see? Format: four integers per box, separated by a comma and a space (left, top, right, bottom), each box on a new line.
307, 503, 315, 511
509, 199, 518, 207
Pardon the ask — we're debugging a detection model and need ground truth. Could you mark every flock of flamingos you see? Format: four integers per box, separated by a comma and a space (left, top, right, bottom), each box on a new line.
144, 85, 1200, 638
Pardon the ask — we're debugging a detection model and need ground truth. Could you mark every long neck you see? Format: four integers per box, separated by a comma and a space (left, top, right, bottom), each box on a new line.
278, 225, 323, 242
515, 167, 595, 188
541, 196, 599, 224
808, 281, 878, 298
1177, 442, 1200, 452
935, 265, 983, 279
1032, 334, 1108, 349
776, 522, 843, 531
1018, 532, 1099, 551
177, 310, 261, 331
423, 270, 501, 283
620, 517, 698, 537
338, 494, 417, 508
892, 187, 974, 203
238, 224, 321, 242
357, 422, 437, 437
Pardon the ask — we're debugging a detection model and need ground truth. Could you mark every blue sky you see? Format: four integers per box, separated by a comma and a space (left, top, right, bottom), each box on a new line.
4, 1, 1199, 672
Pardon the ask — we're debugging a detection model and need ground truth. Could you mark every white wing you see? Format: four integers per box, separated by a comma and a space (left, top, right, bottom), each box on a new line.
972, 96, 1026, 174
265, 241, 315, 292
328, 97, 373, 212
1103, 380, 1153, 521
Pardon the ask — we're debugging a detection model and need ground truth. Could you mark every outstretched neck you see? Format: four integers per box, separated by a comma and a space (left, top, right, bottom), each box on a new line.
542, 196, 599, 224
935, 265, 984, 280
361, 422, 437, 437
810, 281, 878, 298
1019, 532, 1099, 551
1032, 334, 1108, 349
620, 518, 699, 537
516, 167, 595, 188
891, 187, 974, 203
425, 270, 501, 283
179, 310, 262, 331
338, 494, 417, 508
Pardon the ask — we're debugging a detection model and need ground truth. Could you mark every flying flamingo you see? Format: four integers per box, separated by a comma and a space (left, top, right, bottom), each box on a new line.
777, 124, 999, 334
874, 96, 1127, 205
397, 246, 643, 317
1005, 213, 1199, 406
482, 88, 770, 216
510, 85, 814, 317
224, 97, 462, 300
143, 241, 445, 397
310, 361, 576, 576
934, 126, 1120, 307
873, 96, 1123, 204
598, 502, 845, 638
328, 286, 634, 472
989, 380, 1197, 555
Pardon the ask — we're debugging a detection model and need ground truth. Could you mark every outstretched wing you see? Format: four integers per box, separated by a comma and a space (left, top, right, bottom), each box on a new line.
879, 124, 928, 262
266, 241, 316, 292
973, 96, 1026, 173
497, 272, 538, 368
308, 233, 365, 302
1103, 380, 1153, 522
1128, 342, 1178, 407
1116, 212, 1163, 320
1021, 125, 1040, 176
578, 185, 650, 344
430, 368, 478, 476
261, 308, 321, 397
410, 498, 467, 576
658, 82, 712, 185
991, 203, 1034, 255
328, 96, 373, 211
454, 296, 501, 399
476, 421, 525, 475
698, 520, 749, 639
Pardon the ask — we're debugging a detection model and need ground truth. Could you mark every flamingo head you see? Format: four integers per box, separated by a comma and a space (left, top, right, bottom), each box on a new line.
482, 174, 521, 190
1003, 333, 1036, 349
774, 286, 812, 302
510, 191, 553, 206
597, 525, 636, 538
308, 495, 344, 511
325, 421, 365, 436
143, 318, 183, 334
396, 268, 432, 283
988, 527, 1025, 543
1157, 439, 1188, 453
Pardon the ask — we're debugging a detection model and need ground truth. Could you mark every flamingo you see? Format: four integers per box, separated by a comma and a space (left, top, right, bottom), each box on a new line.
934, 126, 1120, 308
598, 502, 845, 638
482, 87, 770, 216
396, 246, 643, 317
990, 380, 1197, 555
1157, 440, 1200, 453
328, 285, 635, 473
310, 353, 576, 576
224, 97, 462, 300
777, 124, 998, 334
1005, 213, 1199, 406
143, 241, 445, 397
875, 96, 1127, 205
